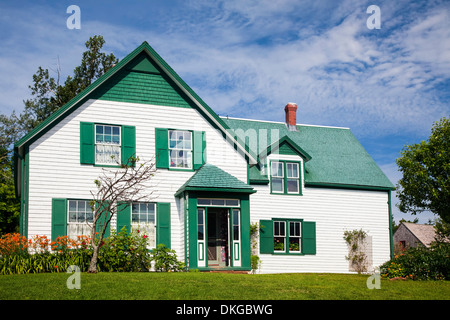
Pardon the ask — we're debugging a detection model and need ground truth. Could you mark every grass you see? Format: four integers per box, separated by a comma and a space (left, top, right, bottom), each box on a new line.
0, 272, 449, 300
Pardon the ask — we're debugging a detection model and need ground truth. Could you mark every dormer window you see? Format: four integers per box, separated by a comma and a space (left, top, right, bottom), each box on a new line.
270, 160, 302, 195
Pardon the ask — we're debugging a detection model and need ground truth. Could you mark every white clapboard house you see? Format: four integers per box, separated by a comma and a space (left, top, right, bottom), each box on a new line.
14, 42, 394, 273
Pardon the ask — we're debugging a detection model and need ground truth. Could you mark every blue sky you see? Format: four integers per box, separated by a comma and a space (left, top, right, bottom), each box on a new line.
1, 0, 449, 223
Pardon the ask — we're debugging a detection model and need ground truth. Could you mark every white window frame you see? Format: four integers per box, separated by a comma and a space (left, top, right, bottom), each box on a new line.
273, 221, 286, 252
95, 124, 121, 165
67, 200, 94, 240
270, 161, 284, 194
286, 162, 300, 194
168, 130, 193, 169
197, 198, 240, 207
289, 221, 302, 253
131, 202, 157, 249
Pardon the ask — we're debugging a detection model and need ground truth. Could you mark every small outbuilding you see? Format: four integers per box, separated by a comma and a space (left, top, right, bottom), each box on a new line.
393, 222, 436, 252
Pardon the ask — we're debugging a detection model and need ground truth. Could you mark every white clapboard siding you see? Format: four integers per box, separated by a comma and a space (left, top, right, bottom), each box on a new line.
27, 99, 247, 260
251, 181, 391, 273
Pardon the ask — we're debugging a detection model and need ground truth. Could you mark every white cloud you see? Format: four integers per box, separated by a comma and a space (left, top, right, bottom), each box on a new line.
1, 0, 448, 142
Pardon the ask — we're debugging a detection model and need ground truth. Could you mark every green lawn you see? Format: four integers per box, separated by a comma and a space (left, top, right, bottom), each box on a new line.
0, 272, 449, 300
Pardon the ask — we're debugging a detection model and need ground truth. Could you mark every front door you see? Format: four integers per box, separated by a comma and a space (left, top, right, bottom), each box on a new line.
207, 208, 229, 268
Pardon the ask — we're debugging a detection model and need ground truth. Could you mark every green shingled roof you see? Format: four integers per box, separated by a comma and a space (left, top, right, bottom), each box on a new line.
175, 163, 255, 196
222, 118, 394, 190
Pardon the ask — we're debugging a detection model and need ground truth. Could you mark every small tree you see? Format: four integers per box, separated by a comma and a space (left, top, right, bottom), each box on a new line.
87, 157, 156, 273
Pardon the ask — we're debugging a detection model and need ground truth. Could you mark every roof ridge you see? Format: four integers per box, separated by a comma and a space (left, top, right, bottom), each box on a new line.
221, 116, 350, 130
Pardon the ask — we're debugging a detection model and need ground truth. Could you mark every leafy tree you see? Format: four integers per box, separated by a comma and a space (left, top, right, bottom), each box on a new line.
396, 117, 450, 224
0, 147, 20, 235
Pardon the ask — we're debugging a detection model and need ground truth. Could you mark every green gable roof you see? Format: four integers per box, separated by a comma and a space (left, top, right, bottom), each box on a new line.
175, 163, 255, 196
222, 117, 394, 190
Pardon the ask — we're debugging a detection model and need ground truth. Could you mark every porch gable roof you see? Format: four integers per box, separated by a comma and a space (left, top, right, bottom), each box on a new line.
175, 163, 255, 197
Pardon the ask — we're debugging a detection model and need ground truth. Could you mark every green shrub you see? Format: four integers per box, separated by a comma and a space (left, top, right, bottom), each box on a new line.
380, 243, 450, 280
98, 227, 152, 272
152, 244, 184, 272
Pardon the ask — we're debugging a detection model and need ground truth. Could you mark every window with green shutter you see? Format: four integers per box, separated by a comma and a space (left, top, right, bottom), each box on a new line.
116, 201, 171, 250
80, 122, 135, 166
155, 128, 206, 170
52, 198, 111, 241
259, 218, 316, 255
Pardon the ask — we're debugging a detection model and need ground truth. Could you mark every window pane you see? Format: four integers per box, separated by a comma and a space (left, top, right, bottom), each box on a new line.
105, 126, 111, 135
69, 211, 77, 222
112, 135, 120, 144
233, 226, 239, 241
226, 199, 239, 207
274, 237, 285, 251
271, 162, 283, 177
197, 210, 204, 224
132, 214, 139, 223
289, 222, 301, 237
272, 178, 283, 192
132, 204, 139, 213
287, 163, 298, 178
197, 199, 210, 206
287, 179, 299, 193
211, 199, 225, 206
69, 200, 77, 212
289, 238, 300, 252
96, 125, 103, 134
86, 211, 93, 223
198, 225, 204, 240
78, 201, 86, 212
112, 127, 120, 135
274, 221, 285, 236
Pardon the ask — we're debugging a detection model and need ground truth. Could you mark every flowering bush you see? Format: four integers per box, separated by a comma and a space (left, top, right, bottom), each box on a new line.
0, 230, 184, 274
98, 227, 152, 272
380, 244, 450, 280
0, 233, 28, 256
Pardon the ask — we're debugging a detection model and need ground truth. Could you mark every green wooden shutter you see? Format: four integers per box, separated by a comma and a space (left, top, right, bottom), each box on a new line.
302, 221, 316, 255
259, 220, 274, 254
80, 122, 95, 164
121, 125, 136, 166
95, 201, 111, 238
193, 131, 206, 170
116, 202, 131, 234
157, 202, 171, 248
155, 128, 169, 168
51, 198, 67, 242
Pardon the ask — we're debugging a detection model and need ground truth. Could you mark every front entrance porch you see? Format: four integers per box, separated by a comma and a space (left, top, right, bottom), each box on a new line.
174, 163, 256, 271
184, 193, 253, 271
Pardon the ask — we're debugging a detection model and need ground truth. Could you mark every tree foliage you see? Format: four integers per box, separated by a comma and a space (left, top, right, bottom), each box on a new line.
396, 117, 450, 224
0, 35, 118, 234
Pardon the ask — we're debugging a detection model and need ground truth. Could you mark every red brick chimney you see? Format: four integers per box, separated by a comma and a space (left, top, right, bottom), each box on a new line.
284, 102, 298, 131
